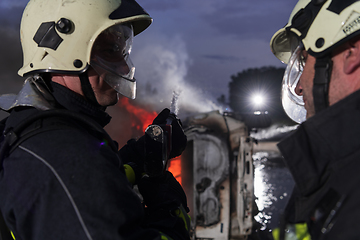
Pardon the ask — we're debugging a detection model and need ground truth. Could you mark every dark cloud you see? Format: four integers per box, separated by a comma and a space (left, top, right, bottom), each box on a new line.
0, 6, 23, 30
0, 6, 23, 86
202, 54, 241, 63
0, 26, 23, 119
199, 0, 297, 40
0, 18, 24, 96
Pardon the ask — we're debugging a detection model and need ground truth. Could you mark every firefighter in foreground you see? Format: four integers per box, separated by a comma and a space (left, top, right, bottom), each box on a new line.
0, 0, 190, 239
271, 0, 360, 239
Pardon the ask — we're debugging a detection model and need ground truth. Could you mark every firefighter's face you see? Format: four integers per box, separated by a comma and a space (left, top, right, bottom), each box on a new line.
87, 67, 119, 107
90, 24, 136, 99
294, 44, 353, 119
295, 50, 316, 119
86, 24, 136, 106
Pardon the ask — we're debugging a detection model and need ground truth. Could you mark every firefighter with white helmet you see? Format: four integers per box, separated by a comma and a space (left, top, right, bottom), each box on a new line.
0, 0, 189, 239
271, 0, 360, 238
18, 0, 151, 101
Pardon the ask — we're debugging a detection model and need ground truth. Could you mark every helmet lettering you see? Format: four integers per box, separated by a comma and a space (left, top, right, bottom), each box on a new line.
342, 15, 360, 35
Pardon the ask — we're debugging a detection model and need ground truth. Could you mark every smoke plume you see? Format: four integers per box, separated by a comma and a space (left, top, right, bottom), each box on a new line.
132, 33, 224, 117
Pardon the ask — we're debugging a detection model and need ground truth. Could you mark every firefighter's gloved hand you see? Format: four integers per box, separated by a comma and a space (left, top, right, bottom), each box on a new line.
119, 136, 145, 184
119, 108, 187, 184
138, 171, 189, 213
152, 108, 187, 159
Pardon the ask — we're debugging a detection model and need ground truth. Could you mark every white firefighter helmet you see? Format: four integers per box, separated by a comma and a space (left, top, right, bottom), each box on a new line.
18, 0, 152, 99
270, 0, 360, 123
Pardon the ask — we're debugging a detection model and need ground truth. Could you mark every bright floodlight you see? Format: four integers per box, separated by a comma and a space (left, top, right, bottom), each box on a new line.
251, 94, 264, 107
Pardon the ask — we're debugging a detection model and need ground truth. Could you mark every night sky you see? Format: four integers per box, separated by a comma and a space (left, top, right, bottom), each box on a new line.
0, 0, 297, 115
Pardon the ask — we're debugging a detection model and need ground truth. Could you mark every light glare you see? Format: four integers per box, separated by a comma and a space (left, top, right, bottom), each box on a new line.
252, 94, 264, 106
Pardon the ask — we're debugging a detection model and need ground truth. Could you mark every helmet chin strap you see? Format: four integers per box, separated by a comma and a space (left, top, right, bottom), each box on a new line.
313, 56, 333, 113
79, 72, 105, 110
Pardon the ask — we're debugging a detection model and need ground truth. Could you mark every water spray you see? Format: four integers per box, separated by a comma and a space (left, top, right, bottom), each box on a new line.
144, 90, 181, 177
170, 90, 180, 115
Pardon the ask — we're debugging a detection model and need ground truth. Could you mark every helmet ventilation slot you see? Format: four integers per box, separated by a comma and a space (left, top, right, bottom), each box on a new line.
41, 52, 49, 61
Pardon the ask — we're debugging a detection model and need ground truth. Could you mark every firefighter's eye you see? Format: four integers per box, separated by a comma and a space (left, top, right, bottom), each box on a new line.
100, 44, 125, 59
299, 51, 307, 68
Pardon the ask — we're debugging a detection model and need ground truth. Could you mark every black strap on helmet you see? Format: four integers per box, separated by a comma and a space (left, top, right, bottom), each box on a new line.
313, 56, 333, 113
79, 72, 102, 108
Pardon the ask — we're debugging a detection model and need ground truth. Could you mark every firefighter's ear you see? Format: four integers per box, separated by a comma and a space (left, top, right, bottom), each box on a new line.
343, 37, 360, 75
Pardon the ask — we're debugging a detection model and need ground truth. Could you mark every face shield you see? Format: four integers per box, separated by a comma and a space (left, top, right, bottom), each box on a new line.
281, 41, 307, 124
90, 24, 137, 99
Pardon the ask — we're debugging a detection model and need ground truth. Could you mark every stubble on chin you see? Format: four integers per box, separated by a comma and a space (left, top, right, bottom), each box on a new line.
305, 101, 316, 119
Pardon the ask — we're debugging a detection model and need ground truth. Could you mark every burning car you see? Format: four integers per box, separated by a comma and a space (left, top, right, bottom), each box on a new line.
106, 98, 270, 239
168, 111, 256, 240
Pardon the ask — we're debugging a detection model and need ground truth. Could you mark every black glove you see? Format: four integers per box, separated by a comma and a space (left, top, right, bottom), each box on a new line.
151, 108, 187, 159
138, 171, 189, 212
119, 108, 187, 182
138, 171, 191, 239
119, 137, 145, 183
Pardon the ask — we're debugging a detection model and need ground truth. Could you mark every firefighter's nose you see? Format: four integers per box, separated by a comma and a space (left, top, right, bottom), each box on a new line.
295, 80, 303, 96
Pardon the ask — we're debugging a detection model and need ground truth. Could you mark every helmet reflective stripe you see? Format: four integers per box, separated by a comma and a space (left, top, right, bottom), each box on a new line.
18, 0, 152, 77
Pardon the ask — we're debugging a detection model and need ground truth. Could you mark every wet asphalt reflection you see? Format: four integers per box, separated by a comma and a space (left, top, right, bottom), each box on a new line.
253, 150, 295, 231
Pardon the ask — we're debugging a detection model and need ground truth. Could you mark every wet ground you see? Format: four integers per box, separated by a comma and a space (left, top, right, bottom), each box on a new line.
253, 150, 295, 231
250, 124, 298, 232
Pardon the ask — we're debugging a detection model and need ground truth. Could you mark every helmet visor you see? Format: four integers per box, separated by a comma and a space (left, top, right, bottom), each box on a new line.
90, 24, 137, 99
271, 30, 302, 64
281, 44, 306, 123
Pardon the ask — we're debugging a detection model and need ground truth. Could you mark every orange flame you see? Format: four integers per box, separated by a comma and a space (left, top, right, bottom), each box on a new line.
118, 97, 157, 132
168, 156, 182, 185
115, 97, 182, 186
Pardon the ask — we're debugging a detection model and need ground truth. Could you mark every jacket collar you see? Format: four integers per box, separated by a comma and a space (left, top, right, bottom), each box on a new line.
0, 76, 111, 127
50, 82, 111, 127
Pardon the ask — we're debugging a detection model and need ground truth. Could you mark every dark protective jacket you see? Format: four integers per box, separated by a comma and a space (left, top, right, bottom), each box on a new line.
0, 79, 188, 240
278, 90, 360, 239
